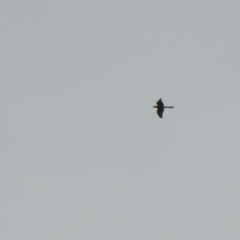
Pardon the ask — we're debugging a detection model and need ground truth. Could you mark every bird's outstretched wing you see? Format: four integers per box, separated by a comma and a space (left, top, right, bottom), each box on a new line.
156, 98, 164, 107
157, 108, 164, 118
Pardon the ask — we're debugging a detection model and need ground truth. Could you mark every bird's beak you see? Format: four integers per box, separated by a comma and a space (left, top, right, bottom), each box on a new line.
152, 106, 157, 108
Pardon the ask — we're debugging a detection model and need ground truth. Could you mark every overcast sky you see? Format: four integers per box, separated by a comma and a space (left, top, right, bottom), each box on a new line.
1, 1, 240, 239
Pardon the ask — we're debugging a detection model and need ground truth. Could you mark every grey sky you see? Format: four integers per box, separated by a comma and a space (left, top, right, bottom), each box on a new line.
1, 1, 240, 239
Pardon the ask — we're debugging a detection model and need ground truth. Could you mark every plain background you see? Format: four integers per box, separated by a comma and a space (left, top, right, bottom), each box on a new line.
1, 1, 240, 239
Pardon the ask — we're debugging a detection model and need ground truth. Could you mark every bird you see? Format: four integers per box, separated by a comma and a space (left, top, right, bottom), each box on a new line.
153, 98, 174, 118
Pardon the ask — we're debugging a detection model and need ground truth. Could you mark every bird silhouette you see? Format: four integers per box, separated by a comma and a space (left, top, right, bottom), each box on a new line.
153, 98, 174, 118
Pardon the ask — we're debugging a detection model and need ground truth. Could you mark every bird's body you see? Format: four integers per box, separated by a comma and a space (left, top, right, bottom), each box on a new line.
153, 98, 174, 118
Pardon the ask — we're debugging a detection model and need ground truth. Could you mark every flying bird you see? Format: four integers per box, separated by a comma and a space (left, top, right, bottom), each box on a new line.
153, 98, 174, 118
